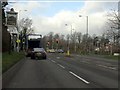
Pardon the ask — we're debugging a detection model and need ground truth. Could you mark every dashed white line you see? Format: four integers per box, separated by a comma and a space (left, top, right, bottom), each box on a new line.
51, 60, 56, 63
98, 65, 117, 70
56, 57, 60, 59
69, 71, 90, 84
81, 61, 90, 64
57, 64, 65, 69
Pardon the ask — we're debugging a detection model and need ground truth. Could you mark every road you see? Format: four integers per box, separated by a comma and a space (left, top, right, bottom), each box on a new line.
4, 53, 118, 88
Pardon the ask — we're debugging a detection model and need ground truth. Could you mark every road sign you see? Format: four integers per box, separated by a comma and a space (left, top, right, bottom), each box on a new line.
16, 39, 20, 43
6, 8, 18, 26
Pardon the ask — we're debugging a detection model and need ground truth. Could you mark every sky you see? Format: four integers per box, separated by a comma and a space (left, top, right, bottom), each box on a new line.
6, 0, 119, 36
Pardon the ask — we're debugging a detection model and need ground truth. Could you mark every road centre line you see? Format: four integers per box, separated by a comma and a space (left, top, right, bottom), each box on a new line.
51, 60, 56, 63
69, 71, 90, 84
98, 65, 117, 70
81, 61, 90, 64
57, 64, 65, 69
96, 61, 112, 65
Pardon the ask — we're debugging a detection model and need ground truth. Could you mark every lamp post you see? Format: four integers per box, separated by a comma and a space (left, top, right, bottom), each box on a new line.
74, 31, 77, 53
65, 24, 74, 55
65, 24, 70, 56
79, 15, 89, 54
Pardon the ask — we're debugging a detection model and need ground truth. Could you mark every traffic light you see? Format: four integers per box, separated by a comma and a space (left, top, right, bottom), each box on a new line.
47, 41, 50, 45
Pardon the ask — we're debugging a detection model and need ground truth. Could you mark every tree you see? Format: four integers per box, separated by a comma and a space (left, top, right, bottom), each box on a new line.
106, 9, 120, 53
70, 32, 77, 53
18, 18, 34, 50
76, 32, 82, 53
47, 32, 54, 49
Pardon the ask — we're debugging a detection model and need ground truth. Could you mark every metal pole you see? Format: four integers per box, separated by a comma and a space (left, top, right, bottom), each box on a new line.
68, 35, 70, 55
86, 16, 88, 54
86, 16, 88, 37
71, 25, 72, 37
65, 24, 70, 56
17, 10, 21, 52
74, 31, 77, 53
52, 38, 53, 49
70, 25, 72, 53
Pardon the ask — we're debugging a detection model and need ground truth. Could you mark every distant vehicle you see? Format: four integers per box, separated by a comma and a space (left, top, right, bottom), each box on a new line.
57, 49, 64, 53
113, 53, 120, 56
31, 48, 47, 59
47, 49, 55, 53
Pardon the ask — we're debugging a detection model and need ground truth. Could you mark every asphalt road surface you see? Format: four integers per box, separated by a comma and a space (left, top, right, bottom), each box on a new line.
4, 53, 118, 88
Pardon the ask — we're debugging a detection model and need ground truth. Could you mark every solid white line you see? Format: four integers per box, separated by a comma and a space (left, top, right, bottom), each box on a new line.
69, 71, 90, 84
57, 64, 65, 69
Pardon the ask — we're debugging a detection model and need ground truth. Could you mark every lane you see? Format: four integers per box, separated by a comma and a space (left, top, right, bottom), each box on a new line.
49, 53, 118, 88
5, 57, 92, 88
73, 54, 118, 67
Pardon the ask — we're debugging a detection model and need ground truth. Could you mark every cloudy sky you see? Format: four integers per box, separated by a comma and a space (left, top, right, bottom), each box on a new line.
7, 0, 119, 36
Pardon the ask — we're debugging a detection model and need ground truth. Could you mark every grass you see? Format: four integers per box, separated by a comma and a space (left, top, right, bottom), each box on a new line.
102, 55, 119, 60
74, 52, 119, 60
2, 51, 25, 73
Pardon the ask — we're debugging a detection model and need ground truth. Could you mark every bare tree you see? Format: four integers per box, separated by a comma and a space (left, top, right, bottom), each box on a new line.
106, 9, 120, 53
19, 18, 34, 34
47, 32, 54, 49
18, 18, 34, 50
76, 32, 82, 53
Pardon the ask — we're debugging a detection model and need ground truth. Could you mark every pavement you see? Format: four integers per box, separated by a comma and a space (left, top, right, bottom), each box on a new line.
3, 53, 118, 88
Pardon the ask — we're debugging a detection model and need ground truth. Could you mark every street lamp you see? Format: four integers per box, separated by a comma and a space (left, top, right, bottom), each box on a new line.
79, 15, 88, 38
65, 24, 75, 55
65, 24, 70, 56
79, 15, 89, 54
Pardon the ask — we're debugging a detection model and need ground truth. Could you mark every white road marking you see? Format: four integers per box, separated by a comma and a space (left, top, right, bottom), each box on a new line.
69, 71, 90, 84
56, 57, 60, 59
81, 61, 90, 64
96, 61, 112, 65
57, 64, 65, 69
51, 60, 56, 63
98, 65, 117, 70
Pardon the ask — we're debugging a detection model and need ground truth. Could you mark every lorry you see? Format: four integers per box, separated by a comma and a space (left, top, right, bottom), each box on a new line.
25, 34, 42, 57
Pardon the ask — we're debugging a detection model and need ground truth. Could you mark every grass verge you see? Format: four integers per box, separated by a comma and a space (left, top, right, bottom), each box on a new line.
2, 51, 25, 73
102, 55, 119, 60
